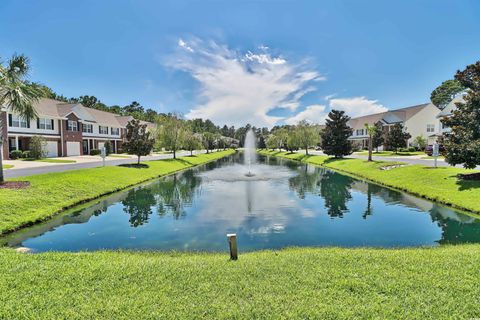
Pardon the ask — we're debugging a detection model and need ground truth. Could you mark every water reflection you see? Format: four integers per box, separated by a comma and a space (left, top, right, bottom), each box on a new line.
4, 153, 480, 251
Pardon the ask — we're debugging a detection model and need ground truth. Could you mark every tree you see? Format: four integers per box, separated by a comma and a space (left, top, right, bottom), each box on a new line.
364, 123, 377, 161
286, 128, 300, 152
123, 119, 155, 164
29, 136, 47, 159
385, 123, 411, 153
430, 79, 465, 109
412, 135, 427, 151
265, 134, 278, 150
183, 131, 202, 156
442, 61, 480, 169
202, 132, 215, 153
321, 110, 353, 158
295, 120, 319, 155
0, 54, 42, 183
156, 113, 185, 159
372, 122, 384, 152
104, 140, 112, 155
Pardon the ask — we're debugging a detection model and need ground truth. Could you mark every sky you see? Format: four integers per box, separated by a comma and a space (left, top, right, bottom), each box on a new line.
1, 0, 479, 128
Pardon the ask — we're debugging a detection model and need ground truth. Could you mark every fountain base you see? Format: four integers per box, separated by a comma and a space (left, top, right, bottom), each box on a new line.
245, 172, 255, 177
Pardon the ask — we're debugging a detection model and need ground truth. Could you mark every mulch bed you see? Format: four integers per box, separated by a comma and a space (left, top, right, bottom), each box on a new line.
0, 181, 30, 189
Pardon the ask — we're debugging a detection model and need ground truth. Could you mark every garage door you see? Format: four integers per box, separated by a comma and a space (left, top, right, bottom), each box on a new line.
45, 141, 58, 158
66, 142, 81, 156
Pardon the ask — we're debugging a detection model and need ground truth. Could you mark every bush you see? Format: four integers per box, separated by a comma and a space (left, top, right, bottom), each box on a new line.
407, 147, 417, 152
29, 136, 47, 159
22, 150, 31, 159
9, 150, 23, 160
90, 149, 101, 156
104, 140, 112, 155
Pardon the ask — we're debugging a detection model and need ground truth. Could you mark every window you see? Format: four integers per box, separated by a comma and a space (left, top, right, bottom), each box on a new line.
9, 114, 28, 128
99, 126, 109, 134
441, 122, 449, 130
111, 127, 119, 135
426, 124, 435, 133
38, 118, 53, 130
82, 123, 93, 133
67, 120, 78, 131
356, 129, 364, 136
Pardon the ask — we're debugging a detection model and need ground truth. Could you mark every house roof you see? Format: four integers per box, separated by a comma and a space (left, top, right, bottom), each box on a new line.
437, 95, 465, 118
348, 103, 434, 129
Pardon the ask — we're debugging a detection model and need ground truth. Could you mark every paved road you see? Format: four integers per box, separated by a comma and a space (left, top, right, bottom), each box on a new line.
4, 151, 203, 178
305, 150, 480, 169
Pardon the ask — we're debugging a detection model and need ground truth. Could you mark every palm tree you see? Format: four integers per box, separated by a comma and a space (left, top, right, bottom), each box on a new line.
364, 123, 377, 162
0, 54, 42, 183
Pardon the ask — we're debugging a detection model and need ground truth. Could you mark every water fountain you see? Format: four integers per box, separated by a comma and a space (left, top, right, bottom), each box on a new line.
244, 129, 257, 177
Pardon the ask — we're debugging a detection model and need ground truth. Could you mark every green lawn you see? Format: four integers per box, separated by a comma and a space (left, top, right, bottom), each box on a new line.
0, 150, 234, 235
2, 164, 13, 169
259, 150, 480, 214
1, 245, 479, 319
107, 154, 132, 158
355, 150, 425, 157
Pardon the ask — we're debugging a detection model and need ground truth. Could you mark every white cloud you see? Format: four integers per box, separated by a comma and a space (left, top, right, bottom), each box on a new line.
328, 96, 387, 118
285, 104, 327, 125
165, 38, 322, 127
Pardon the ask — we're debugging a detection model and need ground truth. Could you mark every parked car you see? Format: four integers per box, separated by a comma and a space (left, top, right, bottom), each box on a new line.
425, 144, 445, 156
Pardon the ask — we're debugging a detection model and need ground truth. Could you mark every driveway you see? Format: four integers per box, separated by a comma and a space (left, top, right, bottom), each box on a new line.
4, 151, 205, 178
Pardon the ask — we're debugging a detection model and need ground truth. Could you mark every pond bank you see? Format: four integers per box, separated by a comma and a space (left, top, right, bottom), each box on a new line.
0, 150, 235, 235
1, 245, 479, 319
258, 150, 480, 215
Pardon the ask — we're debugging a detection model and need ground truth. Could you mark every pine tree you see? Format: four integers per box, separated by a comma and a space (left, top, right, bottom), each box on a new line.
320, 110, 353, 158
385, 123, 411, 153
442, 61, 480, 169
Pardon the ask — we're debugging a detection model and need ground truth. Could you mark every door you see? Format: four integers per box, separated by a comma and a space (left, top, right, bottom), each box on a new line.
66, 142, 81, 156
45, 141, 58, 158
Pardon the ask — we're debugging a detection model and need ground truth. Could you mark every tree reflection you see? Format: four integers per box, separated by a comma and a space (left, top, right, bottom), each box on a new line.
429, 204, 480, 244
320, 171, 354, 218
122, 188, 156, 227
289, 165, 354, 218
153, 170, 202, 219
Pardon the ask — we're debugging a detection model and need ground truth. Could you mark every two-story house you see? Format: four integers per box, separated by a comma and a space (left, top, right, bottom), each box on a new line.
1, 98, 150, 160
348, 103, 442, 149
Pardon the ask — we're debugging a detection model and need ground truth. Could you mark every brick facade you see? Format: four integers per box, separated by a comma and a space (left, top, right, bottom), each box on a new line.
61, 114, 83, 156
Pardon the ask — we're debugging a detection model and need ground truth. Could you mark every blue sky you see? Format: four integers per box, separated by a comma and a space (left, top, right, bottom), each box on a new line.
1, 0, 479, 127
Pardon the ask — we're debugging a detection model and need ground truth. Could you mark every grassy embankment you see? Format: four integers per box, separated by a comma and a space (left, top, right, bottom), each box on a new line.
2, 164, 13, 169
258, 150, 480, 214
0, 150, 234, 234
1, 245, 479, 319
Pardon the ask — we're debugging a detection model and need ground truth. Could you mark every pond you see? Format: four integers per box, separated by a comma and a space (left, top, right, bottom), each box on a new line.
4, 153, 480, 252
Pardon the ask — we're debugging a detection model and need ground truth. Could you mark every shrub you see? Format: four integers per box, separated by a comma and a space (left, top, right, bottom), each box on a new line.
9, 150, 23, 160
104, 140, 112, 155
90, 149, 101, 156
29, 136, 47, 159
407, 147, 417, 152
22, 150, 31, 159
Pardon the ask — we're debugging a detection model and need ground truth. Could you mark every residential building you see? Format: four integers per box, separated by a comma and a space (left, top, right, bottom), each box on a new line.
348, 103, 442, 149
1, 98, 153, 160
436, 95, 466, 137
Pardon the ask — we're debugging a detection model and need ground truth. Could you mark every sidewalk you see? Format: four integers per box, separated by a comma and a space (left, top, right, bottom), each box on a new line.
3, 151, 205, 178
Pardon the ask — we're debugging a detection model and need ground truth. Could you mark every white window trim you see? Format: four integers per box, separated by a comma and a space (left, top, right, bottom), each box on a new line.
99, 125, 109, 135
10, 114, 28, 128
82, 123, 93, 133
39, 118, 53, 130
67, 120, 78, 131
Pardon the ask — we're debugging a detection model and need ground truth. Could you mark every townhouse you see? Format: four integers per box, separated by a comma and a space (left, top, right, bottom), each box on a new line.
1, 98, 153, 160
435, 95, 465, 137
348, 103, 442, 149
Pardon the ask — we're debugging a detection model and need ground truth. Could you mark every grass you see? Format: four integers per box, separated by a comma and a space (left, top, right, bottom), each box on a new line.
0, 150, 234, 235
0, 245, 479, 319
23, 158, 77, 163
2, 164, 13, 169
355, 150, 425, 157
107, 154, 132, 158
259, 150, 480, 214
